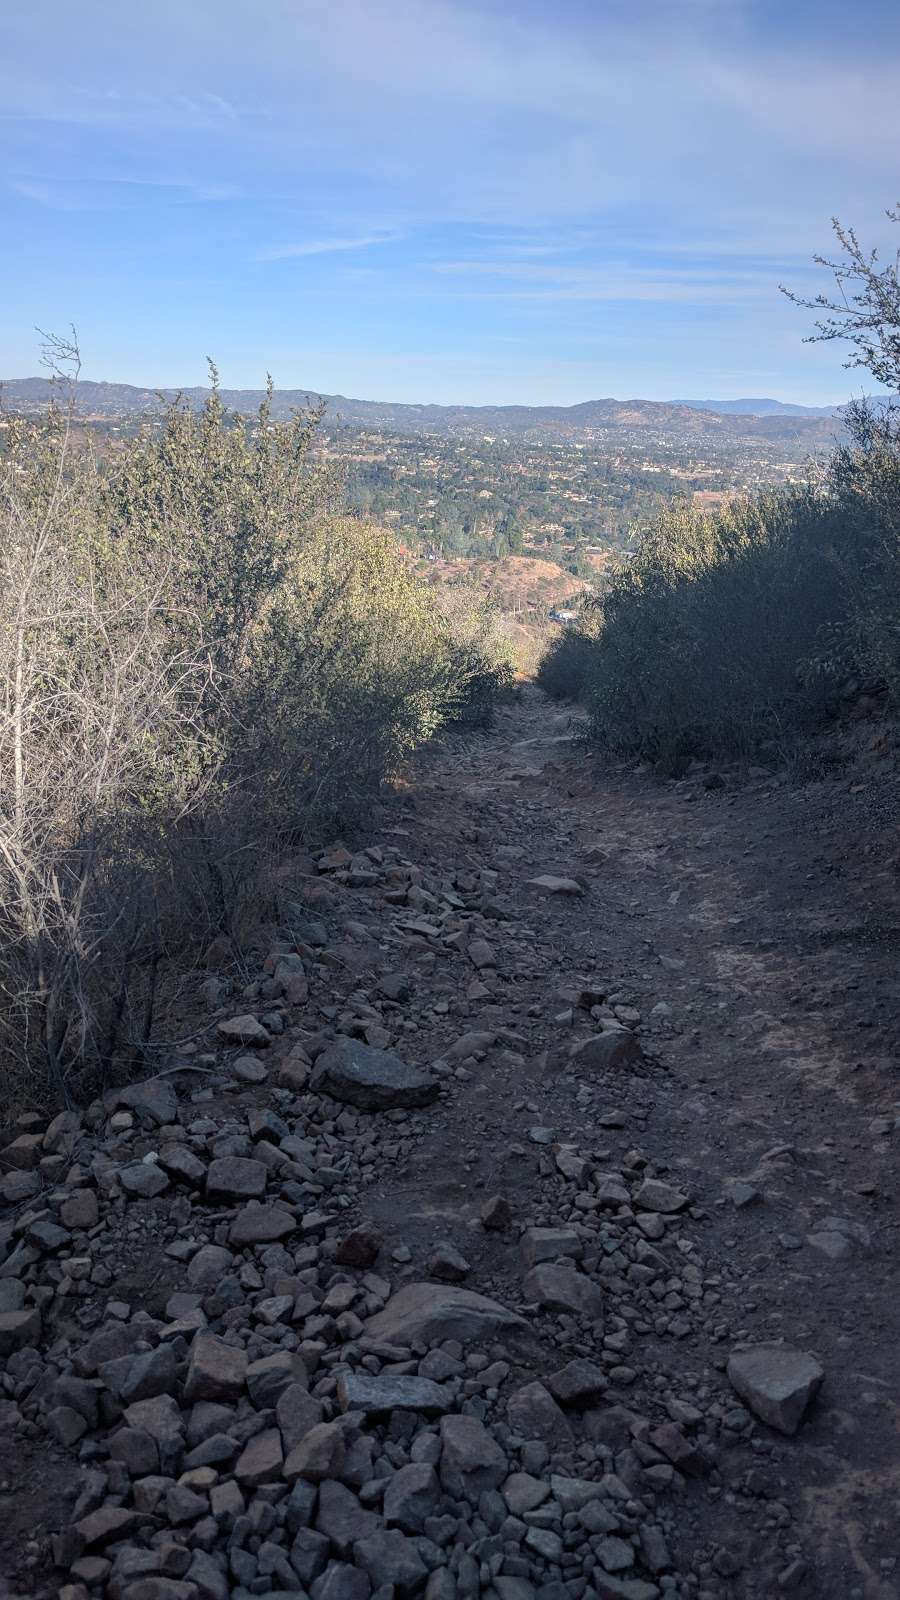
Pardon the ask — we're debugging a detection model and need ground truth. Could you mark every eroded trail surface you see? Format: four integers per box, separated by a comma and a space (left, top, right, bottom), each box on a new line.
3, 690, 900, 1600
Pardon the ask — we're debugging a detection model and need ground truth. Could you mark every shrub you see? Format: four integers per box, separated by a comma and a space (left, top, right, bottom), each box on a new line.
582, 489, 851, 762
534, 205, 900, 767
536, 421, 899, 766
0, 372, 508, 1107
432, 583, 517, 726
536, 608, 602, 701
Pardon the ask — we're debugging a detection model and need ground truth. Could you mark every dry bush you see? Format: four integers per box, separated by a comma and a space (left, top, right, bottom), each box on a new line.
430, 583, 516, 726
0, 365, 511, 1109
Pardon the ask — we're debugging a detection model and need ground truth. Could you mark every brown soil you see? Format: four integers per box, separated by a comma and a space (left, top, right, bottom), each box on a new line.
374, 687, 900, 1598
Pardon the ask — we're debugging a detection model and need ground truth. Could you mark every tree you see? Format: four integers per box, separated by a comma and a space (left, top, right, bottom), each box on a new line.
782, 204, 900, 393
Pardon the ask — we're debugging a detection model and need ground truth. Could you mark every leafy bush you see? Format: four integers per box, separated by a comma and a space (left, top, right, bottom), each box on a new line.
535, 426, 899, 766
537, 202, 900, 765
536, 610, 602, 701
584, 489, 849, 761
0, 372, 509, 1106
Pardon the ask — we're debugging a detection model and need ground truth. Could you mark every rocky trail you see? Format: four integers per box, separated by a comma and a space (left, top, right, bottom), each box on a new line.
3, 688, 900, 1600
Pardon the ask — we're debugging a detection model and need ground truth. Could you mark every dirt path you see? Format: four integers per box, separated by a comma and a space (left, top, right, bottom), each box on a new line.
374, 687, 900, 1598
3, 686, 900, 1600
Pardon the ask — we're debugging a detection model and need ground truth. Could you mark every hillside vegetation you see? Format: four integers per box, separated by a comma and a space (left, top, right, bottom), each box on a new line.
539, 210, 900, 767
0, 368, 513, 1106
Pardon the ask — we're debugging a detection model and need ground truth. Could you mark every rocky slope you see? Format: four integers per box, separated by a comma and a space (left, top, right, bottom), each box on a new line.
2, 692, 899, 1600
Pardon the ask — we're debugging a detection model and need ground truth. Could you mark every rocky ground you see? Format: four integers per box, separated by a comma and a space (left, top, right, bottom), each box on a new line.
2, 688, 900, 1600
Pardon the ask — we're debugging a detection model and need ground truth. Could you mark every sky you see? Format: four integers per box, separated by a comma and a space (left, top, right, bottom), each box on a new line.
2, 0, 899, 406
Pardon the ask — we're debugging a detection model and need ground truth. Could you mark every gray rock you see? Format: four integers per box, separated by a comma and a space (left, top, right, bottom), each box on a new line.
365, 1282, 526, 1346
158, 1146, 207, 1187
427, 1241, 470, 1282
501, 1472, 550, 1516
546, 1358, 608, 1409
277, 1384, 325, 1452
0, 1307, 42, 1356
570, 1029, 643, 1070
73, 1505, 137, 1549
522, 1261, 605, 1321
520, 1227, 582, 1269
383, 1462, 441, 1533
119, 1077, 178, 1126
311, 1562, 373, 1600
229, 1203, 295, 1245
353, 1529, 428, 1597
337, 1373, 451, 1418
525, 1526, 563, 1562
217, 1014, 272, 1046
439, 1414, 507, 1498
184, 1333, 248, 1402
633, 1178, 688, 1213
311, 1038, 439, 1111
187, 1244, 234, 1288
247, 1351, 305, 1409
727, 1344, 824, 1434
119, 1161, 169, 1198
60, 1189, 99, 1229
316, 1480, 380, 1555
206, 1156, 267, 1201
445, 1030, 496, 1060
283, 1421, 346, 1483
235, 1427, 284, 1486
507, 1381, 572, 1446
25, 1218, 70, 1252
120, 1346, 178, 1404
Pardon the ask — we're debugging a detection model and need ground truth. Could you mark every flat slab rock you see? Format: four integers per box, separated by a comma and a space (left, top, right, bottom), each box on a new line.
337, 1372, 451, 1417
365, 1281, 527, 1345
727, 1343, 825, 1434
311, 1038, 439, 1111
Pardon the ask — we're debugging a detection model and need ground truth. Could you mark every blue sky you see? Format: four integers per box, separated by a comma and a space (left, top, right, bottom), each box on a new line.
2, 0, 899, 404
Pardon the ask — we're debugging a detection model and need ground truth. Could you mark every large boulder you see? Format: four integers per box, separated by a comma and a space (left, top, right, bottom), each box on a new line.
727, 1344, 824, 1435
365, 1282, 527, 1346
310, 1039, 439, 1111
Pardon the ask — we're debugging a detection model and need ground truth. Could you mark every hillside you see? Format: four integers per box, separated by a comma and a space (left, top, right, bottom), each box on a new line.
1, 376, 846, 448
425, 555, 590, 613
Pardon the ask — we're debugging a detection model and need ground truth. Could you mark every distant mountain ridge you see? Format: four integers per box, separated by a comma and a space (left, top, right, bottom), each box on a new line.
0, 376, 847, 445
674, 397, 844, 417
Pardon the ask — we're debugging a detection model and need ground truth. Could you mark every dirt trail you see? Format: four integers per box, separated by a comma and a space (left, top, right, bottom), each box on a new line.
3, 686, 900, 1600
380, 687, 900, 1598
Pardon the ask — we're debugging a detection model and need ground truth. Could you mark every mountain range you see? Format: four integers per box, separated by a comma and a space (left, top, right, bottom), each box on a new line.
0, 376, 848, 446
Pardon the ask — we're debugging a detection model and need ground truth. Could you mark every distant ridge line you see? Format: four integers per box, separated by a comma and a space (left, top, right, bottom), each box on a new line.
0, 376, 848, 443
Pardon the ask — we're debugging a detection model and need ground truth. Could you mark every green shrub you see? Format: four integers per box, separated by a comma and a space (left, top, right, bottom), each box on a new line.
536, 610, 602, 701
537, 429, 899, 766
583, 489, 849, 762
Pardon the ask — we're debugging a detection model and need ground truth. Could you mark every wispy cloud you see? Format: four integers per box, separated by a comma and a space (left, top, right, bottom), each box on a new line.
258, 231, 403, 262
11, 174, 242, 210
